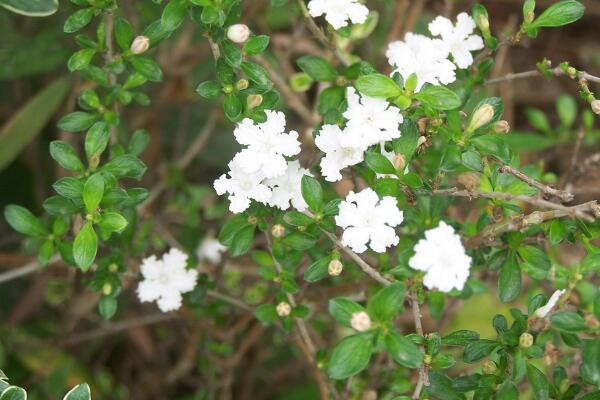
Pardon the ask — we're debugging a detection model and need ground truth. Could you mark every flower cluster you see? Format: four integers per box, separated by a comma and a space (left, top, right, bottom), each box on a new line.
335, 188, 404, 253
386, 13, 483, 92
137, 248, 198, 312
214, 111, 311, 213
316, 87, 402, 181
409, 222, 472, 292
307, 0, 369, 30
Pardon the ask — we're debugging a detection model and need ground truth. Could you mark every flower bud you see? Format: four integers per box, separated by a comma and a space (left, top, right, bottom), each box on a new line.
361, 390, 377, 400
393, 154, 406, 171
467, 104, 494, 132
519, 332, 534, 348
416, 136, 427, 147
271, 224, 285, 238
591, 99, 600, 115
276, 301, 291, 317
494, 120, 510, 134
477, 14, 490, 32
482, 360, 497, 374
247, 216, 258, 225
328, 259, 343, 276
102, 283, 112, 296
109, 263, 119, 273
350, 311, 372, 332
567, 66, 577, 78
235, 79, 249, 91
247, 94, 263, 110
130, 35, 150, 55
227, 24, 250, 44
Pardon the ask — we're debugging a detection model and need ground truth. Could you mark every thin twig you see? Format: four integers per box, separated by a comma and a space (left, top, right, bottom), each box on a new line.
411, 296, 429, 399
103, 12, 119, 144
0, 255, 60, 284
485, 66, 600, 85
497, 164, 574, 202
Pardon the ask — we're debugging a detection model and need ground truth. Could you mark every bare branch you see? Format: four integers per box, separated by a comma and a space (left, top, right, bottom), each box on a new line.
497, 164, 574, 203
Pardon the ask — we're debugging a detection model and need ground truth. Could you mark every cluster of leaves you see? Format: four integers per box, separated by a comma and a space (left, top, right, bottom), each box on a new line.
0, 369, 91, 400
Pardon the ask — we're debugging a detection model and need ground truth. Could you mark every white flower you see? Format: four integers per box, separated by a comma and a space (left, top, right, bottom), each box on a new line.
428, 13, 484, 69
232, 110, 301, 179
350, 311, 372, 331
409, 221, 472, 292
214, 159, 272, 213
137, 248, 198, 312
386, 33, 456, 92
276, 301, 292, 317
335, 188, 404, 253
197, 237, 227, 265
534, 289, 566, 318
315, 124, 367, 182
307, 0, 369, 30
265, 160, 311, 211
342, 87, 403, 147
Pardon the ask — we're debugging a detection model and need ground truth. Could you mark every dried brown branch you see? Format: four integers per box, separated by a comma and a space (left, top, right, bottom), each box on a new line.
497, 164, 574, 202
486, 66, 600, 85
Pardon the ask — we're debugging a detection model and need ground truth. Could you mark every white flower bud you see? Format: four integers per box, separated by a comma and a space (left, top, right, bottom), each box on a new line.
102, 283, 112, 296
227, 24, 251, 44
327, 259, 343, 276
591, 99, 600, 115
271, 224, 285, 238
247, 94, 263, 110
350, 311, 372, 332
276, 301, 291, 317
467, 104, 494, 132
130, 35, 150, 55
494, 120, 510, 134
393, 154, 406, 171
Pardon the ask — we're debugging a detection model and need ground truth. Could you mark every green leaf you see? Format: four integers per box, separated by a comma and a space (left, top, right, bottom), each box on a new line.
441, 330, 480, 346
97, 211, 128, 236
243, 35, 270, 55
85, 122, 110, 163
328, 333, 373, 379
222, 40, 242, 68
0, 386, 27, 400
461, 150, 483, 171
355, 74, 402, 98
83, 174, 104, 213
328, 297, 365, 327
4, 205, 48, 237
283, 211, 314, 227
229, 224, 255, 257
530, 0, 584, 29
64, 8, 95, 33
196, 80, 222, 99
365, 151, 396, 175
496, 381, 518, 400
223, 94, 243, 121
50, 141, 85, 173
219, 215, 248, 246
297, 55, 337, 82
415, 85, 461, 110
63, 383, 91, 400
161, 0, 188, 31
67, 49, 96, 72
58, 111, 97, 132
393, 119, 419, 159
301, 175, 323, 212
518, 245, 550, 272
0, 77, 70, 171
255, 304, 278, 325
303, 257, 330, 282
53, 177, 84, 200
550, 311, 588, 333
240, 61, 272, 89
581, 338, 600, 386
471, 134, 511, 164
128, 130, 150, 156
283, 232, 317, 250
100, 155, 147, 180
498, 253, 521, 303
129, 57, 163, 82
73, 222, 97, 271
367, 282, 406, 321
98, 296, 117, 319
0, 0, 57, 16
527, 363, 549, 400
38, 239, 54, 266
556, 95, 577, 127
385, 331, 423, 368
463, 339, 499, 363
114, 17, 133, 51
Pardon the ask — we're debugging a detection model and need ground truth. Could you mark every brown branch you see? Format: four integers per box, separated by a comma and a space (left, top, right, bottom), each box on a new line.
497, 164, 574, 203
485, 66, 600, 85
411, 296, 429, 399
